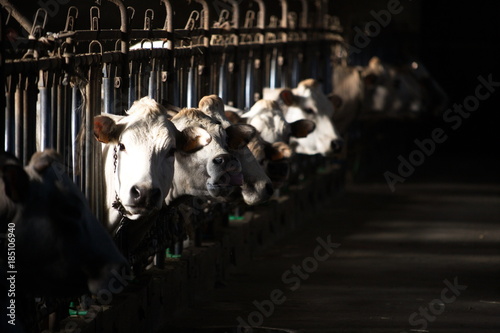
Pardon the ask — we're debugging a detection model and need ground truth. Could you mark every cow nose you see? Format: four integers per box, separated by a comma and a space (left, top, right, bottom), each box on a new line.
213, 154, 240, 172
130, 185, 161, 207
331, 139, 344, 153
213, 154, 230, 165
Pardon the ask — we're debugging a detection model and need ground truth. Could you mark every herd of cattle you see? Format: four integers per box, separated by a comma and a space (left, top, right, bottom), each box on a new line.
1, 24, 448, 333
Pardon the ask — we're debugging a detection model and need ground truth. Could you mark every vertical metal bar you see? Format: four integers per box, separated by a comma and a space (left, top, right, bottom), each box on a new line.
0, 13, 5, 152
84, 68, 94, 201
186, 59, 194, 108
92, 64, 103, 222
128, 61, 137, 109
51, 73, 58, 153
5, 75, 15, 153
23, 75, 37, 165
148, 58, 158, 100
39, 70, 52, 151
14, 74, 23, 161
56, 74, 65, 155
103, 64, 113, 113
245, 54, 254, 109
71, 84, 81, 185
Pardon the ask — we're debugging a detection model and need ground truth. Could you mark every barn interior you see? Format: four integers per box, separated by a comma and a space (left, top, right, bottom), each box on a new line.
1, 0, 499, 332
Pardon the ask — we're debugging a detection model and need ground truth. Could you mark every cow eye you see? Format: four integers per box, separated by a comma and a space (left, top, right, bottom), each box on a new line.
304, 108, 315, 114
118, 143, 126, 151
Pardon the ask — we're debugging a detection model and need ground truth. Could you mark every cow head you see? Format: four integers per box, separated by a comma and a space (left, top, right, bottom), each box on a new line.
242, 99, 316, 145
94, 97, 210, 235
264, 79, 343, 156
199, 95, 274, 205
166, 107, 251, 203
0, 150, 127, 297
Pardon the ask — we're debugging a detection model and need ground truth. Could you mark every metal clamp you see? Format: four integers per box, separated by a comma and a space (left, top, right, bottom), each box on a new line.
90, 6, 100, 31
64, 6, 78, 32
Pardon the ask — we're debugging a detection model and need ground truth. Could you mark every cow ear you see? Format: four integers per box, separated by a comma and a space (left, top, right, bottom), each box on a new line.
2, 164, 30, 203
224, 110, 242, 124
226, 124, 256, 150
94, 115, 124, 143
329, 93, 343, 110
279, 89, 296, 106
290, 119, 316, 138
177, 126, 212, 153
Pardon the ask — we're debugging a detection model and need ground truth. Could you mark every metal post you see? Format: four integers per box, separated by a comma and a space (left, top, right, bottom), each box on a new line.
39, 70, 52, 151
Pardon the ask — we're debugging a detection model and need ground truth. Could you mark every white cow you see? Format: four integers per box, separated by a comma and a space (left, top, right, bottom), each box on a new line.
226, 99, 316, 187
166, 107, 255, 204
198, 95, 274, 205
331, 65, 365, 136
361, 57, 425, 115
0, 150, 127, 297
264, 79, 343, 156
241, 99, 316, 145
94, 97, 211, 250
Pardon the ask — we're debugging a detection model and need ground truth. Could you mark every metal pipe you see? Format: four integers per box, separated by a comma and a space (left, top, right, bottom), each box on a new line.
106, 0, 129, 54
71, 85, 81, 185
38, 71, 52, 151
253, 0, 265, 29
223, 0, 239, 29
0, 0, 33, 35
161, 0, 173, 32
278, 0, 288, 29
5, 76, 15, 152
23, 75, 37, 165
299, 0, 308, 28
14, 75, 22, 161
0, 12, 4, 152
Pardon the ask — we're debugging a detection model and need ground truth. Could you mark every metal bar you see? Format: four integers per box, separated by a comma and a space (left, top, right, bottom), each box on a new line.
0, 12, 4, 152
14, 74, 22, 161
38, 70, 52, 151
71, 84, 81, 185
103, 64, 113, 114
5, 75, 15, 153
0, 0, 33, 35
23, 74, 37, 165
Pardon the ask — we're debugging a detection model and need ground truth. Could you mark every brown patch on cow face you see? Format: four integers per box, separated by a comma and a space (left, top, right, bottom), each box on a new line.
176, 126, 212, 153
279, 89, 296, 106
94, 115, 124, 144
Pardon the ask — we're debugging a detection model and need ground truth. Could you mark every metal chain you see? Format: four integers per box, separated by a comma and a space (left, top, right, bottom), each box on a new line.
112, 144, 126, 216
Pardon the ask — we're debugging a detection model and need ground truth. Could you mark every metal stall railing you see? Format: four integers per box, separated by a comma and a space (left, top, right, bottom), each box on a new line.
2, 0, 342, 265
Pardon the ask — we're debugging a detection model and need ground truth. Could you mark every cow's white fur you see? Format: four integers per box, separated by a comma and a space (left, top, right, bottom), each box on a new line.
166, 108, 243, 204
331, 65, 365, 136
99, 98, 178, 237
264, 79, 342, 156
242, 99, 292, 144
199, 95, 274, 205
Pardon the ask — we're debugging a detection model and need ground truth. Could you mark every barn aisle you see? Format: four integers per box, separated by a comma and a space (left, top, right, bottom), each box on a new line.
160, 153, 500, 332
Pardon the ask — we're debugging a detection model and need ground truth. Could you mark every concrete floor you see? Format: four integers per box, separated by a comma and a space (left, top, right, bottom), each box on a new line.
160, 154, 500, 333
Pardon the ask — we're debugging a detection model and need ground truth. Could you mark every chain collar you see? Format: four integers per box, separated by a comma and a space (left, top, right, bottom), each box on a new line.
111, 144, 127, 216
